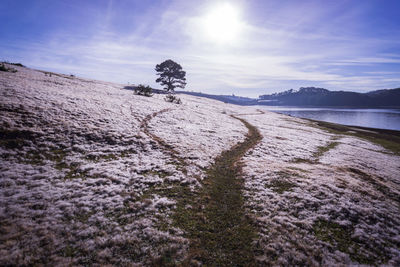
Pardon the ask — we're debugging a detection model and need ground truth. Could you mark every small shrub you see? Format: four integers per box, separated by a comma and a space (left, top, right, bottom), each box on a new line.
0, 63, 17, 73
164, 94, 182, 104
0, 64, 7, 72
134, 84, 153, 97
9, 62, 25, 67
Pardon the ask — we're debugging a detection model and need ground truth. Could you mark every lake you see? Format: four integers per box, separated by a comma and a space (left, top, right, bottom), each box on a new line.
257, 106, 400, 131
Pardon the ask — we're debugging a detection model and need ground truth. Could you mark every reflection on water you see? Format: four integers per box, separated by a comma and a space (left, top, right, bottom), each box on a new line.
257, 106, 400, 131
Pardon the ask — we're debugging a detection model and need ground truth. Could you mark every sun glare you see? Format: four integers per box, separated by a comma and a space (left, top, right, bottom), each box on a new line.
202, 3, 242, 44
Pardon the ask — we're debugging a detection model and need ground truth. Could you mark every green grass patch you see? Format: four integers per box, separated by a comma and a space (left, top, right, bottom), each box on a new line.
63, 164, 89, 180
282, 117, 313, 127
0, 128, 95, 180
168, 116, 262, 265
314, 220, 353, 253
24, 148, 89, 180
84, 153, 118, 162
266, 179, 295, 194
347, 167, 400, 203
141, 115, 262, 265
139, 169, 172, 178
309, 120, 400, 156
313, 141, 340, 159
313, 219, 388, 264
0, 128, 36, 149
84, 149, 137, 162
137, 110, 262, 264
291, 140, 340, 164
287, 166, 311, 173
265, 170, 298, 194
63, 245, 78, 258
291, 157, 315, 164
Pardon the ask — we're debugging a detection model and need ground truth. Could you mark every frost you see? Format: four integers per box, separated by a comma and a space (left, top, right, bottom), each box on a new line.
1, 65, 399, 265
0, 65, 251, 265
240, 112, 400, 265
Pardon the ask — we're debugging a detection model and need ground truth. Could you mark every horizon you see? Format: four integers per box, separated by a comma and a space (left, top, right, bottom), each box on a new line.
184, 85, 400, 98
1, 0, 400, 97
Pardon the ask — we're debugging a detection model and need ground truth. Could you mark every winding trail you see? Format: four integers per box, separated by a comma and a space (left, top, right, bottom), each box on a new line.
142, 108, 263, 265
139, 108, 188, 174
173, 114, 263, 265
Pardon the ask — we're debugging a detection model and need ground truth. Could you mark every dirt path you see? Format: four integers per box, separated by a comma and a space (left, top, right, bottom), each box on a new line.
172, 114, 263, 265
142, 109, 263, 265
139, 108, 189, 175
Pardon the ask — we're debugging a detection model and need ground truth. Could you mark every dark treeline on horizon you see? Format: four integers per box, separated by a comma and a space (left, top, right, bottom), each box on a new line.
178, 87, 400, 107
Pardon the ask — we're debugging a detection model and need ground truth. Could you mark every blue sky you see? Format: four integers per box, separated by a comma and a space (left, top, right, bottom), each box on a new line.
1, 0, 399, 97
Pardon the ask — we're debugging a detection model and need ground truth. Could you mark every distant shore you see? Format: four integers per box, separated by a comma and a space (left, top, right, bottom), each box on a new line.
305, 118, 400, 155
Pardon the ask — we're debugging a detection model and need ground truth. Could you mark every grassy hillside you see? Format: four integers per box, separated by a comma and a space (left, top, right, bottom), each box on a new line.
1, 64, 399, 265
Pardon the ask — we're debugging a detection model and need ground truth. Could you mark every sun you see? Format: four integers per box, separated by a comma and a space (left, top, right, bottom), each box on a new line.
202, 3, 242, 44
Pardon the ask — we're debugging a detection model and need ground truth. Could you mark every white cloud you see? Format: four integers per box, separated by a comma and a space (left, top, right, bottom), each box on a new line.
1, 0, 399, 96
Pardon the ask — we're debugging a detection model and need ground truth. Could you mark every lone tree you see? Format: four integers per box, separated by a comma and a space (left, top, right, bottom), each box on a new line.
155, 59, 186, 92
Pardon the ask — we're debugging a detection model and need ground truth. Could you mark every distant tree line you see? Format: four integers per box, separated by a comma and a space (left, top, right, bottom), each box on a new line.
258, 87, 400, 107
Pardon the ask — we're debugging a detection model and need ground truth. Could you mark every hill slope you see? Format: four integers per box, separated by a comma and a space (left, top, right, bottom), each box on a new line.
259, 87, 400, 107
1, 64, 399, 265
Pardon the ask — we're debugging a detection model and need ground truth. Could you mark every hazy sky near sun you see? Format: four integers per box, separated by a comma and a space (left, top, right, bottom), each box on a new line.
1, 0, 399, 97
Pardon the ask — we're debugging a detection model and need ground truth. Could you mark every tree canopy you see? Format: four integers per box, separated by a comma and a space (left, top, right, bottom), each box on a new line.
155, 59, 186, 92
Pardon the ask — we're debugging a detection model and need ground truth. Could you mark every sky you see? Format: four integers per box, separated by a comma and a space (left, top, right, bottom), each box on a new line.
1, 0, 400, 97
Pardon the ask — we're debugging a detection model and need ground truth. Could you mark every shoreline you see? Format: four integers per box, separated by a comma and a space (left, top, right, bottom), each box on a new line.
305, 117, 400, 155
256, 108, 400, 132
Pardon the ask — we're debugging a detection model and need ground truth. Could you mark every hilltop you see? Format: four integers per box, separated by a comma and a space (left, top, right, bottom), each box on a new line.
174, 86, 400, 107
1, 64, 399, 265
259, 87, 400, 107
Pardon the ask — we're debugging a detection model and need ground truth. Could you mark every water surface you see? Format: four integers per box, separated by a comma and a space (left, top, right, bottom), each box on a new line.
257, 106, 400, 131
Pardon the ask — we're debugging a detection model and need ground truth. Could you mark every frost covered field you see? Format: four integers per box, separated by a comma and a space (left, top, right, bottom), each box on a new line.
1, 64, 399, 265
241, 114, 400, 265
0, 64, 247, 265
